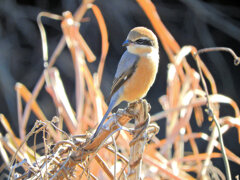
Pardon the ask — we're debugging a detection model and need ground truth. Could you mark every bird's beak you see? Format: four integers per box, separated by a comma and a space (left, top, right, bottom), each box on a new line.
122, 39, 132, 47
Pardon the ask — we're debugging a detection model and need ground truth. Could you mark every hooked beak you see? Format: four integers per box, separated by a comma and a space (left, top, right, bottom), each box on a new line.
122, 39, 132, 47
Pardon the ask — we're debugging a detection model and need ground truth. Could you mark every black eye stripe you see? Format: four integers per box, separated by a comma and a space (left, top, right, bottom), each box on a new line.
135, 39, 153, 46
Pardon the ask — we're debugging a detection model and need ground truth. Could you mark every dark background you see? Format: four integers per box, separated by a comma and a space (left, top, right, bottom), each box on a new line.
0, 0, 239, 177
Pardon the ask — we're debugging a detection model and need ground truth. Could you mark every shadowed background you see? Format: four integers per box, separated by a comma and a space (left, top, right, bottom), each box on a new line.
0, 0, 239, 176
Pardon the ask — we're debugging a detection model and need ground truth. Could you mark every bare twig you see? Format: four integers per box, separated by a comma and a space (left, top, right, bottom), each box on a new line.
193, 48, 232, 180
197, 47, 240, 66
8, 120, 46, 179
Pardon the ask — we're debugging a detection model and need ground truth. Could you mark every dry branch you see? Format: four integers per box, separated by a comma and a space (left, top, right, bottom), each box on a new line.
9, 100, 153, 179
128, 100, 150, 179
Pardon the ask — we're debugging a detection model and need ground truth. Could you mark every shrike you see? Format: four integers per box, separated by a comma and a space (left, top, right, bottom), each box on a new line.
93, 27, 159, 139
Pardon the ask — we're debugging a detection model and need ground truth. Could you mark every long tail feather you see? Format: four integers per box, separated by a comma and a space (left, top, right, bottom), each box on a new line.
92, 96, 118, 139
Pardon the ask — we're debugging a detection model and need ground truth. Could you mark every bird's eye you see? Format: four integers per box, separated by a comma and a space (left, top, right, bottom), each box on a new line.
135, 39, 152, 46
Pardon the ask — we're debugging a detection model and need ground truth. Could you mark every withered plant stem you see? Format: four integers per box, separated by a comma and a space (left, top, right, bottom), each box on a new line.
194, 48, 232, 180
21, 0, 94, 138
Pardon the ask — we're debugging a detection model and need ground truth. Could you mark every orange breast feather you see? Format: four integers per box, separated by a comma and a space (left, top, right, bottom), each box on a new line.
122, 56, 158, 102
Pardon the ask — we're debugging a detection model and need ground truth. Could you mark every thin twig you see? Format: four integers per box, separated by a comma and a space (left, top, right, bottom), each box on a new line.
78, 127, 122, 179
49, 156, 71, 180
33, 125, 43, 179
43, 127, 48, 179
76, 163, 97, 180
193, 48, 232, 180
197, 47, 240, 66
8, 121, 46, 179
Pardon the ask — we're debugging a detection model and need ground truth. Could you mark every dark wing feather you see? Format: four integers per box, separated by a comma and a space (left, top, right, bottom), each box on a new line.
108, 61, 138, 101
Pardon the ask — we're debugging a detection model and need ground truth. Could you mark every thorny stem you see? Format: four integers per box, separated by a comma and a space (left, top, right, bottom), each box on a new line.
194, 48, 232, 180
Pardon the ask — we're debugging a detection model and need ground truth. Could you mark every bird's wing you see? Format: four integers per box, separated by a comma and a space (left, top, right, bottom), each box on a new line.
114, 51, 139, 78
109, 51, 139, 99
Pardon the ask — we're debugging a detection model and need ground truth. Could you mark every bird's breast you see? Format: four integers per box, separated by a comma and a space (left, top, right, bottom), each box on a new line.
122, 54, 159, 102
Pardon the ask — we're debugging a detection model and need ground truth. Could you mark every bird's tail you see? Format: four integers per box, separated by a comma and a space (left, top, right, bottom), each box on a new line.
92, 98, 117, 139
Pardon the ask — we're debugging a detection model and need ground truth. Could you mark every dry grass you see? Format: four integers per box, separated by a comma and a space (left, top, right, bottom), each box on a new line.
0, 0, 240, 179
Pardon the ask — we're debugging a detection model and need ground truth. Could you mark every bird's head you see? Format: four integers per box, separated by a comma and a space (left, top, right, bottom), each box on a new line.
122, 27, 158, 55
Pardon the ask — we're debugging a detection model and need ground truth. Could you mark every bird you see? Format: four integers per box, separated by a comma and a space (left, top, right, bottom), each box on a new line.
92, 26, 159, 139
